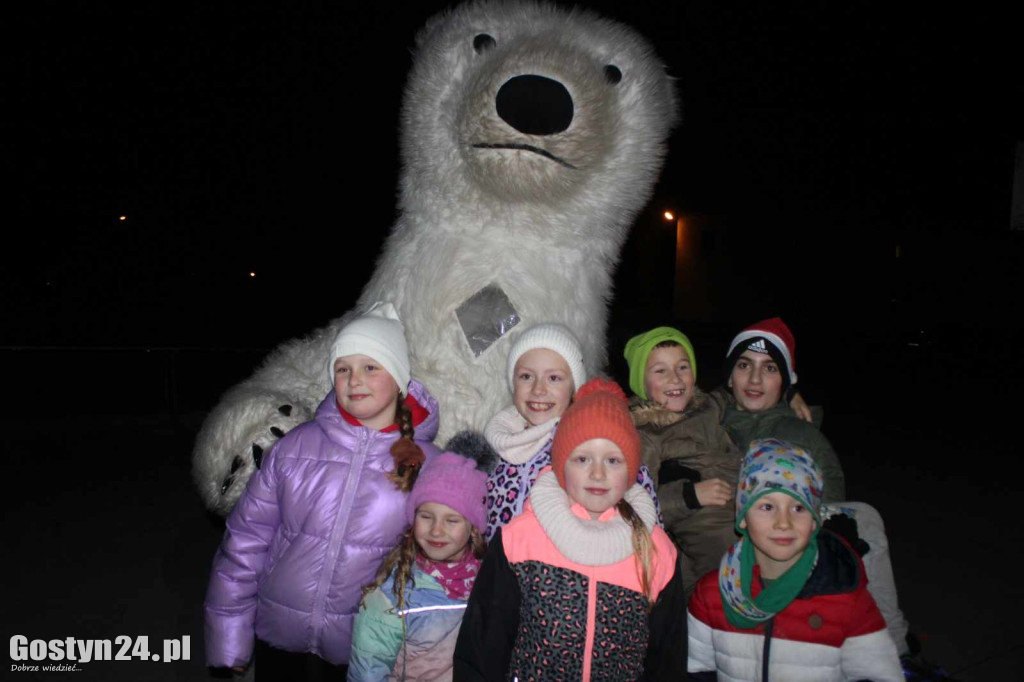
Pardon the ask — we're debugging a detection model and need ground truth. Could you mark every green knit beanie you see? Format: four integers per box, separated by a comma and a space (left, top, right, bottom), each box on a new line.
623, 327, 697, 399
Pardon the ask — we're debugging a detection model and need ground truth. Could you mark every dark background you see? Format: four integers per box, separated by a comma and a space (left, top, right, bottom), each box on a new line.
9, 1, 1021, 412
6, 1, 1023, 679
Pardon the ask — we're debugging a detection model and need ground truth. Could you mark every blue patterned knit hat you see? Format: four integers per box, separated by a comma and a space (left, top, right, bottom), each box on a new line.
735, 439, 824, 532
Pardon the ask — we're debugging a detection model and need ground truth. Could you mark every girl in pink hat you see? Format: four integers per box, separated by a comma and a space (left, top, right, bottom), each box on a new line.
349, 451, 488, 682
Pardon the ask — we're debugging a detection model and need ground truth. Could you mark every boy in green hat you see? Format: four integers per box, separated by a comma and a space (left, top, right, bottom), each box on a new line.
624, 326, 743, 596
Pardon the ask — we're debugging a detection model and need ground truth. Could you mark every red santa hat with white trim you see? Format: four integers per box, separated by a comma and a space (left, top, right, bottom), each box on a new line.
724, 317, 798, 389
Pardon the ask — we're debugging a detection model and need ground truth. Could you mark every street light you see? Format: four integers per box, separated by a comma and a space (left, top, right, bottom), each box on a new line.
664, 210, 706, 319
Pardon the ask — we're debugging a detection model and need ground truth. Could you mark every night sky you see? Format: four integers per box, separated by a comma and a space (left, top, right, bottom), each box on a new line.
10, 1, 1022, 402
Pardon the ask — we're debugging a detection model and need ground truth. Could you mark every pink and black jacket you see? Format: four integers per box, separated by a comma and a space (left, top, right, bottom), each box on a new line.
454, 470, 686, 681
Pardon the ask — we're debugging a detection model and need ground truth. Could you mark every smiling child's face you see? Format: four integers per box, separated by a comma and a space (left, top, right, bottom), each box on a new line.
729, 350, 783, 412
512, 348, 575, 426
643, 344, 695, 412
562, 438, 631, 519
413, 502, 472, 563
740, 491, 817, 579
333, 354, 400, 430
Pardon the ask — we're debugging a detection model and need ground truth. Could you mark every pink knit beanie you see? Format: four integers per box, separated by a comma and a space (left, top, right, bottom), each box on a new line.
405, 452, 488, 533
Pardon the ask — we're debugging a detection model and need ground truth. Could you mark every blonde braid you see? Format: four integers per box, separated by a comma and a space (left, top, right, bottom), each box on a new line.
469, 527, 488, 559
360, 529, 419, 611
617, 498, 655, 609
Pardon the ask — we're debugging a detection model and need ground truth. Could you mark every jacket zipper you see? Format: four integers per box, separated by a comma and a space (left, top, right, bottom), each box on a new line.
310, 428, 371, 648
761, 617, 774, 681
581, 576, 598, 681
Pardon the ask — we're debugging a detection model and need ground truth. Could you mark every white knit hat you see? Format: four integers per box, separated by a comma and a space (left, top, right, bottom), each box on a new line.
506, 323, 586, 392
327, 302, 410, 391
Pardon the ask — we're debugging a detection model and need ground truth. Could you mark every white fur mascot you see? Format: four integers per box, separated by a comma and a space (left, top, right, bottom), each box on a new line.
193, 0, 679, 515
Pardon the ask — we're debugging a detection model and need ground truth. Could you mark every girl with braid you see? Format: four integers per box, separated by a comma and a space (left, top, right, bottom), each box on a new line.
349, 451, 488, 681
204, 303, 441, 680
455, 378, 687, 682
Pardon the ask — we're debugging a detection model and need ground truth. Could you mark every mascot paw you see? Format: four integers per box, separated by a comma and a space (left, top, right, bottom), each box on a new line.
192, 391, 311, 516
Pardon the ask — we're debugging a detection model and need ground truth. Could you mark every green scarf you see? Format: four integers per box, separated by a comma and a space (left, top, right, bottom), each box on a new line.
718, 532, 819, 629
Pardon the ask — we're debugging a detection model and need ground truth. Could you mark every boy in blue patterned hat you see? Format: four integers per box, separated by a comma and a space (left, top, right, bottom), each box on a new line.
686, 439, 903, 682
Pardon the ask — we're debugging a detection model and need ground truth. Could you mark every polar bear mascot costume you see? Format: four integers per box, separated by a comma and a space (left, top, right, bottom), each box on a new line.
194, 0, 679, 515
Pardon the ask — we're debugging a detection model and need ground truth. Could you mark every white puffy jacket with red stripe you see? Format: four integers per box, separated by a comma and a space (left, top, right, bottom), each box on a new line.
687, 531, 903, 682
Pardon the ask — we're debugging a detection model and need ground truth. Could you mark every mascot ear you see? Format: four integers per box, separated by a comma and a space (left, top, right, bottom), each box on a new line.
473, 33, 496, 53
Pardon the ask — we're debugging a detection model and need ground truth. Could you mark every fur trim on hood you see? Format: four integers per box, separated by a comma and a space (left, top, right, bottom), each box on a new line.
629, 387, 709, 429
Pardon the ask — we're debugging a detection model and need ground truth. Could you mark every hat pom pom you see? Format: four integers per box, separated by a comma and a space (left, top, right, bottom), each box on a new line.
444, 430, 499, 474
574, 377, 628, 403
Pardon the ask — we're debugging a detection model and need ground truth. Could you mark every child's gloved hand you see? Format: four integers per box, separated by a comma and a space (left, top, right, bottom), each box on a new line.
694, 478, 733, 507
822, 513, 870, 557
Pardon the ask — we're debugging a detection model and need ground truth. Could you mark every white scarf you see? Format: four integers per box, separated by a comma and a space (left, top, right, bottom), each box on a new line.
529, 470, 657, 566
484, 405, 560, 465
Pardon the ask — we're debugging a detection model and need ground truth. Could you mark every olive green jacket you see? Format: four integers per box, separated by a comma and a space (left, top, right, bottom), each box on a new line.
630, 388, 742, 596
721, 400, 846, 503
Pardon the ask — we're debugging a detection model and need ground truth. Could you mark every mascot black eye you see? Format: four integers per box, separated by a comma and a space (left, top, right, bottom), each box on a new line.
603, 65, 622, 85
473, 34, 496, 53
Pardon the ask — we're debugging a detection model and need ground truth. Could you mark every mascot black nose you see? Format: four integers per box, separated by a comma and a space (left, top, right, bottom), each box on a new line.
495, 75, 574, 135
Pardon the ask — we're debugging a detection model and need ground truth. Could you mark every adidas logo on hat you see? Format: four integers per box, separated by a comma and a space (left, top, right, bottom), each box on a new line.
726, 318, 799, 386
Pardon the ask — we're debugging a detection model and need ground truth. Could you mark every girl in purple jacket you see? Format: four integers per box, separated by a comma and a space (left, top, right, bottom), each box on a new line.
204, 303, 442, 680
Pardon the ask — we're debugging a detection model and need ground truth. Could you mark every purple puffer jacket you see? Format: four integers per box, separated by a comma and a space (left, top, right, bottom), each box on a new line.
204, 380, 440, 668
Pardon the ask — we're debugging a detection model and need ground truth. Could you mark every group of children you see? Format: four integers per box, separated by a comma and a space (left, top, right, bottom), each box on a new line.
204, 305, 908, 681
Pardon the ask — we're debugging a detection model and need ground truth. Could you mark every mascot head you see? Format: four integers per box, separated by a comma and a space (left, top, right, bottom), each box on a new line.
353, 0, 681, 442
399, 0, 678, 239
192, 1, 681, 515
